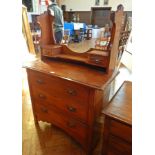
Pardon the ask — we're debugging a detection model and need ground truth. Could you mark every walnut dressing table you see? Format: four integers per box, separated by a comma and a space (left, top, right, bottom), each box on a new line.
23, 10, 126, 155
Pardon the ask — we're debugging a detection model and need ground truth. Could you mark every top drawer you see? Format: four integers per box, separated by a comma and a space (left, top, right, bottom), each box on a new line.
110, 119, 132, 143
27, 69, 90, 105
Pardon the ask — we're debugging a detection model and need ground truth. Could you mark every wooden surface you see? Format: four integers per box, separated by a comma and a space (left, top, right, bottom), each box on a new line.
102, 81, 132, 155
23, 58, 117, 90
37, 12, 112, 71
37, 10, 126, 73
103, 81, 132, 125
24, 58, 120, 154
109, 10, 126, 71
22, 63, 131, 155
37, 11, 56, 46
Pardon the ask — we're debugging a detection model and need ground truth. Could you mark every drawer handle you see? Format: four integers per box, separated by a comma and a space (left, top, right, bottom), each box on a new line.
67, 121, 76, 128
36, 79, 44, 84
38, 94, 46, 99
94, 59, 101, 64
41, 107, 48, 113
67, 106, 76, 112
67, 89, 77, 96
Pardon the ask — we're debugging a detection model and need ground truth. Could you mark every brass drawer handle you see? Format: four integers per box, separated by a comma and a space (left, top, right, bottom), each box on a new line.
41, 107, 48, 113
36, 79, 44, 84
67, 89, 77, 96
67, 121, 76, 128
95, 59, 101, 64
38, 94, 46, 99
67, 106, 76, 112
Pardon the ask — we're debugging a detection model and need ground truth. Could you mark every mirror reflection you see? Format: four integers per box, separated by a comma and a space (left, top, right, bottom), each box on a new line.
26, 0, 132, 54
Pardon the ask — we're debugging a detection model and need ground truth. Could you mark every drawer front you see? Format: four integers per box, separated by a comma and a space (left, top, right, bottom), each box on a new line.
110, 119, 132, 143
42, 47, 61, 57
88, 55, 108, 66
108, 135, 132, 155
32, 87, 88, 122
27, 69, 90, 106
34, 104, 88, 145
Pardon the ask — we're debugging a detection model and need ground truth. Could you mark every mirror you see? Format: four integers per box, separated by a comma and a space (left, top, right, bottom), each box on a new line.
62, 8, 132, 53
28, 3, 132, 54
62, 7, 112, 53
37, 11, 112, 54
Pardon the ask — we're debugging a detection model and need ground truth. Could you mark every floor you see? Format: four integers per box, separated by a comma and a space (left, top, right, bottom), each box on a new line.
68, 38, 96, 53
22, 39, 132, 155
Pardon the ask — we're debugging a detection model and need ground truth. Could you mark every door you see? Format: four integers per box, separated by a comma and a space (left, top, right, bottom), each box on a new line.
91, 7, 111, 27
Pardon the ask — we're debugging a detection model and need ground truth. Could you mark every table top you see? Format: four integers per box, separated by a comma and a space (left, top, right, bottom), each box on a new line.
23, 58, 118, 90
103, 81, 132, 125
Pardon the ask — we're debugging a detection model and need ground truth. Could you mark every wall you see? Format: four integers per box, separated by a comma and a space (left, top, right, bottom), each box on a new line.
59, 0, 132, 11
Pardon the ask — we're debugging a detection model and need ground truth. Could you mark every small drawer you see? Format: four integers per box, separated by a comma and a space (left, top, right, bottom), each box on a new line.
42, 45, 62, 57
32, 87, 88, 122
88, 55, 108, 67
110, 119, 132, 143
42, 49, 51, 56
35, 104, 88, 145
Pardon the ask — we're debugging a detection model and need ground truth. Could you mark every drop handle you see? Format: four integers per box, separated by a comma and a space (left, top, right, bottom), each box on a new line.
67, 121, 76, 128
67, 89, 77, 96
38, 94, 46, 99
36, 79, 44, 84
94, 59, 101, 64
41, 107, 48, 113
67, 106, 76, 112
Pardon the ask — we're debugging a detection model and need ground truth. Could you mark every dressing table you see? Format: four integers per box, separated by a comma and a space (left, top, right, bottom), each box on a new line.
23, 10, 126, 154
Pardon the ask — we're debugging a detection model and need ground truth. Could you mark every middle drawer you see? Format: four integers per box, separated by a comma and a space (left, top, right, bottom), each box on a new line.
32, 87, 89, 122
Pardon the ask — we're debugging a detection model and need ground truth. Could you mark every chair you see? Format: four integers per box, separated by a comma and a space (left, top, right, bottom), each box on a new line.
63, 29, 70, 44
118, 30, 131, 60
116, 30, 131, 69
79, 28, 85, 41
84, 28, 92, 40
95, 30, 110, 50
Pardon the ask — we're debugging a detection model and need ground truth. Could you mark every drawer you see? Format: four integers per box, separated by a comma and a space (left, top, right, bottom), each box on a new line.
34, 104, 88, 145
42, 46, 61, 57
108, 135, 132, 155
88, 55, 108, 67
110, 119, 132, 143
27, 69, 90, 106
32, 87, 88, 122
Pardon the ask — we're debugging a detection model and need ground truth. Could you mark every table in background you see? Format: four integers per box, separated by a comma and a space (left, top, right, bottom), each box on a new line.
102, 81, 132, 155
64, 22, 86, 36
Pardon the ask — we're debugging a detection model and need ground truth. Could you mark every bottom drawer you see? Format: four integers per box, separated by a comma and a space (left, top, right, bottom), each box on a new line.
34, 104, 88, 146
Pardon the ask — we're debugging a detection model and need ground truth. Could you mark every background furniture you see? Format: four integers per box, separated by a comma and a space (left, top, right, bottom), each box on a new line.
63, 11, 92, 24
85, 28, 92, 40
91, 7, 112, 27
64, 22, 86, 36
102, 81, 132, 155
